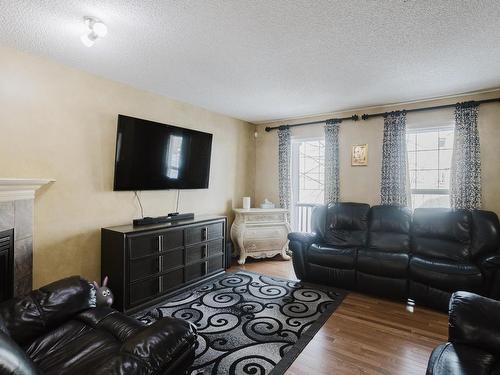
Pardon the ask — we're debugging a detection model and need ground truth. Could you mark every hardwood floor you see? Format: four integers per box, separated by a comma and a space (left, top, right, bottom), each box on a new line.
228, 257, 448, 375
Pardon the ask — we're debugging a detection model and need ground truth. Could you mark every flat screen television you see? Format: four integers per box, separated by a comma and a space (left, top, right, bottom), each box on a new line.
113, 115, 213, 191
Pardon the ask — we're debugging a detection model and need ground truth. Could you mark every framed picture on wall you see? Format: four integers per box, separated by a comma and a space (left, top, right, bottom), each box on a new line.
351, 144, 368, 166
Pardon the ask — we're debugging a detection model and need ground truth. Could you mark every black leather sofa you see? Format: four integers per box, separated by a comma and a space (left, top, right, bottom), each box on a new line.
289, 202, 500, 310
0, 276, 197, 375
427, 291, 500, 374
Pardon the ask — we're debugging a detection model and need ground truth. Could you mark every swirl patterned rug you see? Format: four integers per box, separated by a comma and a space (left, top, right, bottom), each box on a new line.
135, 271, 346, 375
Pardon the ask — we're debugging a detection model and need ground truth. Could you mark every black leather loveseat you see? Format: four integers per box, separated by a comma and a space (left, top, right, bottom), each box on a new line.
289, 202, 500, 310
0, 276, 197, 375
427, 291, 500, 374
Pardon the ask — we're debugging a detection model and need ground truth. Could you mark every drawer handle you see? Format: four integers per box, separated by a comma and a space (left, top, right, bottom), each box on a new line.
202, 227, 208, 241
158, 275, 163, 293
158, 235, 163, 252
202, 244, 207, 258
204, 261, 208, 275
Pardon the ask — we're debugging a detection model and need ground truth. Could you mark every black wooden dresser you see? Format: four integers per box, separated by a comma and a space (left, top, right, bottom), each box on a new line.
101, 215, 227, 313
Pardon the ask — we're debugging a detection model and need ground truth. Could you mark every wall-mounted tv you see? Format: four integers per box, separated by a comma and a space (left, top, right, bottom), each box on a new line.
113, 115, 213, 191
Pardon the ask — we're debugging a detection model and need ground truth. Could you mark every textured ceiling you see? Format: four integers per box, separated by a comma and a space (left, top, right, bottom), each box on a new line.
1, 1, 500, 122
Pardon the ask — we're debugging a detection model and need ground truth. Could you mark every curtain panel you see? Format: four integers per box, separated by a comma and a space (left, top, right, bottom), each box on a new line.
324, 119, 341, 205
380, 111, 409, 206
450, 101, 482, 210
278, 126, 292, 220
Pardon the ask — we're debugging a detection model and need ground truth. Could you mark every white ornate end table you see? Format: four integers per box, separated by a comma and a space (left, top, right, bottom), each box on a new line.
230, 208, 291, 265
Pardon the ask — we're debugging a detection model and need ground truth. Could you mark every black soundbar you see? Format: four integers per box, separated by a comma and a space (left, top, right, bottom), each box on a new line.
133, 213, 195, 226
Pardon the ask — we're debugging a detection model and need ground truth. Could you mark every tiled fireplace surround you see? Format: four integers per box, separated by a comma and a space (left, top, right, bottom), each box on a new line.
0, 179, 53, 297
0, 199, 33, 295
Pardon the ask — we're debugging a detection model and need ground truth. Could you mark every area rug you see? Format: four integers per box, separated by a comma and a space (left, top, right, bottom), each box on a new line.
135, 271, 346, 375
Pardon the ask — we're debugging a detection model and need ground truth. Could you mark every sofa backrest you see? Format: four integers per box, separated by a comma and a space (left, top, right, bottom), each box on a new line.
324, 202, 370, 247
471, 210, 500, 259
368, 205, 411, 253
311, 205, 327, 239
411, 208, 472, 261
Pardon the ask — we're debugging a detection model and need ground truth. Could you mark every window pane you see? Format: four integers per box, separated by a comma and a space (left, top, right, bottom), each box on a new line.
439, 149, 453, 170
296, 140, 325, 205
416, 169, 439, 189
407, 133, 416, 152
408, 151, 416, 170
407, 127, 454, 209
438, 169, 450, 189
416, 132, 438, 150
411, 194, 450, 209
438, 130, 454, 149
417, 150, 439, 170
409, 170, 417, 189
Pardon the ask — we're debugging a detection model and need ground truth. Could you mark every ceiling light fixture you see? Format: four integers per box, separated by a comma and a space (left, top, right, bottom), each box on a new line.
81, 16, 107, 47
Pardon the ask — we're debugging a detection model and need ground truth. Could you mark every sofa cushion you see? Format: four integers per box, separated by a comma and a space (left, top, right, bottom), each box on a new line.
25, 307, 196, 375
26, 318, 122, 374
412, 208, 472, 262
308, 243, 357, 269
324, 202, 370, 247
368, 205, 411, 253
410, 256, 483, 292
357, 250, 409, 278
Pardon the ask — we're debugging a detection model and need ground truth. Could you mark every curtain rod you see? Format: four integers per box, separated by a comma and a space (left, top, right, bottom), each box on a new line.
264, 97, 500, 131
361, 97, 500, 120
264, 115, 359, 132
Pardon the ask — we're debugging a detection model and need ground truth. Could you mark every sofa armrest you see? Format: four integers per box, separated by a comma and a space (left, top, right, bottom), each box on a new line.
478, 254, 500, 298
0, 332, 42, 375
121, 316, 197, 373
449, 291, 500, 355
479, 254, 500, 269
288, 232, 318, 280
288, 232, 318, 244
0, 276, 96, 346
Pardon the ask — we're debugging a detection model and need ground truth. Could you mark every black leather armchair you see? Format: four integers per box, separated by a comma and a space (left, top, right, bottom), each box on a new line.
0, 276, 197, 375
426, 291, 500, 374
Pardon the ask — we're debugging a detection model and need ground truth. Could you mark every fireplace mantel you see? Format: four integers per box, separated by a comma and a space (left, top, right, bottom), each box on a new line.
0, 178, 55, 202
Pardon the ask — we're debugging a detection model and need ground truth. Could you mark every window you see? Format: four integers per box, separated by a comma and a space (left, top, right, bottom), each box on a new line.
291, 138, 325, 231
406, 127, 454, 209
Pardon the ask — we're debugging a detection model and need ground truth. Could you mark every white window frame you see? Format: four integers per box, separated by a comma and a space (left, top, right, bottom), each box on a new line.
406, 126, 454, 207
291, 136, 325, 231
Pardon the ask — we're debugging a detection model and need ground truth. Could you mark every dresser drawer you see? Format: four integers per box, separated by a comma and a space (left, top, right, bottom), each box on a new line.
129, 268, 184, 307
186, 238, 224, 264
129, 229, 183, 259
184, 256, 223, 282
129, 248, 184, 281
129, 277, 160, 306
185, 261, 208, 282
160, 268, 184, 293
243, 238, 287, 252
185, 222, 223, 245
245, 213, 286, 223
208, 255, 224, 273
243, 226, 288, 240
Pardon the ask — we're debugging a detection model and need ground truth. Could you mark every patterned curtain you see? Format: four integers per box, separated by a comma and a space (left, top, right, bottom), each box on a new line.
324, 119, 341, 204
380, 111, 408, 206
278, 126, 292, 220
450, 101, 481, 209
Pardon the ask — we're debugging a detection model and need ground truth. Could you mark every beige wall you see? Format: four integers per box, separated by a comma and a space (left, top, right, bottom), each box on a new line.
255, 90, 500, 216
0, 45, 256, 288
2, 42, 499, 289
